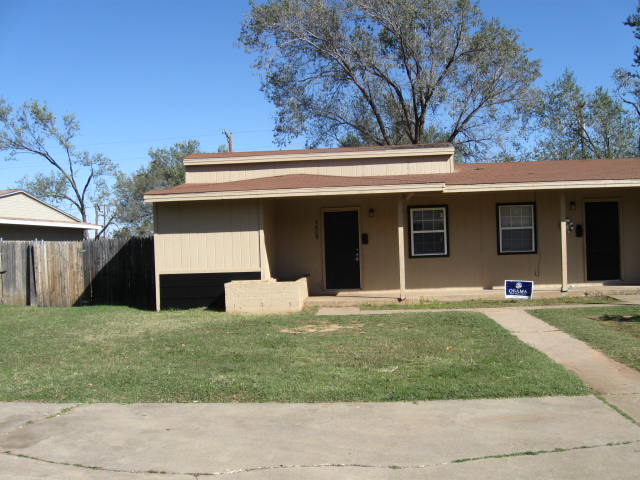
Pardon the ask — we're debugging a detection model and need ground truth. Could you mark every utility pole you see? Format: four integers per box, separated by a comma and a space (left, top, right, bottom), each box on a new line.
222, 130, 233, 152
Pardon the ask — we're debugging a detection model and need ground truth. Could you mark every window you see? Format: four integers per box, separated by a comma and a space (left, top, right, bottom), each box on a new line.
497, 203, 536, 254
409, 206, 448, 257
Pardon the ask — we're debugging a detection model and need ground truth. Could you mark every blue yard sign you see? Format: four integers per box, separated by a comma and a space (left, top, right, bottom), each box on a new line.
504, 280, 534, 299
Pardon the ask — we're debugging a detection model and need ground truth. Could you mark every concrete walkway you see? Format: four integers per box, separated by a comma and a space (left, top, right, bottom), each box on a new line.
1, 396, 639, 479
611, 293, 640, 305
480, 308, 640, 424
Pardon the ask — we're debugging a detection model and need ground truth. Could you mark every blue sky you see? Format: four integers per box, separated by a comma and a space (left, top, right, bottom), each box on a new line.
0, 0, 637, 190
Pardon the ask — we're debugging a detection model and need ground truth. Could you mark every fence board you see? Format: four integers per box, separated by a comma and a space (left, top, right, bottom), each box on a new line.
0, 242, 29, 305
0, 238, 155, 309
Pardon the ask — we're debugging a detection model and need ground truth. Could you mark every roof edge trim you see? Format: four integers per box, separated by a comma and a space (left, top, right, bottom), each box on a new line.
184, 146, 455, 166
444, 179, 640, 192
144, 183, 446, 203
0, 218, 101, 229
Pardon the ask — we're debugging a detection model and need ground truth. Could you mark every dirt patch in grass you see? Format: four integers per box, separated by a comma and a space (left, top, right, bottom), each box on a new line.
280, 322, 365, 334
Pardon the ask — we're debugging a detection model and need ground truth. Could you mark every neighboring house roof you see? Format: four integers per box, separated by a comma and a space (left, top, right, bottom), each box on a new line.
0, 190, 101, 230
145, 157, 640, 202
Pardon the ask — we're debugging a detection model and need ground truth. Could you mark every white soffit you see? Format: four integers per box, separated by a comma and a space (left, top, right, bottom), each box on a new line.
0, 217, 101, 230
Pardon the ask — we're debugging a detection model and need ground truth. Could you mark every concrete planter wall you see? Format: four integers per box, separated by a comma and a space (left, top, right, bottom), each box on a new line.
225, 277, 308, 314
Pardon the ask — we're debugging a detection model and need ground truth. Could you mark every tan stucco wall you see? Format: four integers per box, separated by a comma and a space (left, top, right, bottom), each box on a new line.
0, 225, 85, 241
0, 193, 76, 222
267, 188, 640, 294
154, 199, 261, 275
185, 154, 453, 183
269, 194, 401, 293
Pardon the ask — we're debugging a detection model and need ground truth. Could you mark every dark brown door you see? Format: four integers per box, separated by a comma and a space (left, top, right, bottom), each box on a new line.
585, 202, 620, 281
324, 210, 360, 289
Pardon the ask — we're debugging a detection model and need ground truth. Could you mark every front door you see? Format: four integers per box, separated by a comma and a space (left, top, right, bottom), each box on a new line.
323, 210, 360, 289
585, 201, 621, 281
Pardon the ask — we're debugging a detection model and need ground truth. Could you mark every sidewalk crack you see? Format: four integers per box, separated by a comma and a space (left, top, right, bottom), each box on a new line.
2, 440, 638, 477
0, 403, 82, 439
595, 394, 640, 427
450, 440, 637, 464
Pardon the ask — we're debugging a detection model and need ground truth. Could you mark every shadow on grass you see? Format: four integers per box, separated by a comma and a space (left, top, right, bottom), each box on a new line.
598, 314, 640, 323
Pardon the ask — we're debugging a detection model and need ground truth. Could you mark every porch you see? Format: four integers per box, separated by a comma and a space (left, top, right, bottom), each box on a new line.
261, 186, 640, 301
150, 185, 640, 311
304, 284, 640, 307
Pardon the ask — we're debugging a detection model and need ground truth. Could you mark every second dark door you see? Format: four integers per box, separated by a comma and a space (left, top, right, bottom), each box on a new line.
324, 210, 360, 289
585, 201, 621, 281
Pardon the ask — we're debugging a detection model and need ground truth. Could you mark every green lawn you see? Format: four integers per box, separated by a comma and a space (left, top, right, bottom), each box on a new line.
531, 306, 640, 371
361, 295, 617, 310
0, 305, 587, 402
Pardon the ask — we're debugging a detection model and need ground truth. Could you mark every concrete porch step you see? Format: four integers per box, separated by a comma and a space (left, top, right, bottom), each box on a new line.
305, 285, 640, 308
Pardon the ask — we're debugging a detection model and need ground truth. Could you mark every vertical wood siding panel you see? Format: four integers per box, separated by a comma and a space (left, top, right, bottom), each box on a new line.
154, 200, 260, 274
186, 155, 452, 183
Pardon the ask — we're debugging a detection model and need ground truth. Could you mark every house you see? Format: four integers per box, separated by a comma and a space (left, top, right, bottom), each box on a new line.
144, 144, 640, 312
0, 189, 101, 241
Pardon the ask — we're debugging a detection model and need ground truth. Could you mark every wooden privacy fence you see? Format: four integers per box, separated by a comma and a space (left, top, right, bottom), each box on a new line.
0, 237, 155, 309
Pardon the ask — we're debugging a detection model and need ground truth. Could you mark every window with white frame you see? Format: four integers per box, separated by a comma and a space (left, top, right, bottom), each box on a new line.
497, 204, 536, 254
409, 206, 448, 256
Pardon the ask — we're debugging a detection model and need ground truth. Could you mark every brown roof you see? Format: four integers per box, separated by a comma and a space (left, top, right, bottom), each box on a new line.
184, 143, 453, 160
0, 189, 21, 196
146, 157, 640, 196
146, 173, 444, 195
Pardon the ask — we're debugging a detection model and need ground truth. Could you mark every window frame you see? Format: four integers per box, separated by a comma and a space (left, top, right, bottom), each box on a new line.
408, 205, 449, 258
496, 202, 537, 255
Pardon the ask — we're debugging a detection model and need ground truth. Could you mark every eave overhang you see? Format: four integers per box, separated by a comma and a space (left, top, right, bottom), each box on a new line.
144, 178, 640, 204
0, 217, 101, 230
144, 183, 446, 203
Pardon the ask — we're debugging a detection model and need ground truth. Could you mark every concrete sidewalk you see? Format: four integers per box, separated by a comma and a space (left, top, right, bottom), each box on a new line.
1, 396, 639, 479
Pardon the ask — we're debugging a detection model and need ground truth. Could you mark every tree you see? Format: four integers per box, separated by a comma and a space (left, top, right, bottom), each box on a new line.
0, 98, 118, 236
526, 71, 638, 160
613, 2, 640, 154
112, 140, 200, 237
240, 0, 540, 160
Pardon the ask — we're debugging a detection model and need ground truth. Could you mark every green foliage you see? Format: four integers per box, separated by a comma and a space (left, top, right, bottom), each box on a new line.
240, 0, 540, 161
624, 3, 640, 67
613, 3, 640, 154
112, 140, 200, 237
525, 71, 638, 160
0, 98, 118, 231
0, 305, 587, 402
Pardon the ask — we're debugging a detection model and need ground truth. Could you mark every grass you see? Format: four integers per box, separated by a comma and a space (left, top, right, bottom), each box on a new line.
0, 305, 587, 402
531, 306, 640, 371
361, 295, 617, 310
